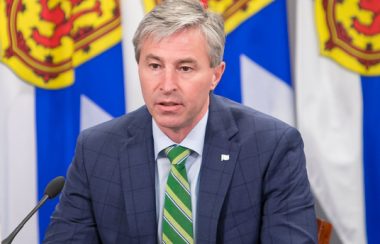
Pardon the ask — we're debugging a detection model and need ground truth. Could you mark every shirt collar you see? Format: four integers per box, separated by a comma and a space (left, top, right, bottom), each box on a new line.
152, 111, 209, 159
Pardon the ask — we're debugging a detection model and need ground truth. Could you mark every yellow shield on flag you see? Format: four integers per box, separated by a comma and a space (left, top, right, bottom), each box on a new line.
142, 0, 273, 34
316, 0, 380, 76
0, 0, 122, 89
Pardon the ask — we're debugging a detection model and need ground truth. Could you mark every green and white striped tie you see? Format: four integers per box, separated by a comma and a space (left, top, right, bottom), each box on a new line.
162, 145, 194, 244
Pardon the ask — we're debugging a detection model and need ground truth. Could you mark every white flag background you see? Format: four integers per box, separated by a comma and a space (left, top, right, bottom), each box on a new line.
293, 1, 366, 243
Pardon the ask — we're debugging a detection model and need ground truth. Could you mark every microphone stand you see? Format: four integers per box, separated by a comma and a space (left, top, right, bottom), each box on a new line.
2, 195, 49, 244
2, 176, 64, 244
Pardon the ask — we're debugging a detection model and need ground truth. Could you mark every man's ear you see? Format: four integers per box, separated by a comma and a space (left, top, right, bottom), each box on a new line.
210, 61, 226, 90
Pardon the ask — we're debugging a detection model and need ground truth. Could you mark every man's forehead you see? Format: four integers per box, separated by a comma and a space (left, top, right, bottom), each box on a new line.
143, 53, 198, 64
138, 28, 210, 65
142, 27, 205, 46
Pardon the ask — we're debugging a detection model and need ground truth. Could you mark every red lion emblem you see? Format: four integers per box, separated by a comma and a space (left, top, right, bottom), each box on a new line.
32, 0, 102, 48
353, 0, 380, 36
1, 0, 121, 88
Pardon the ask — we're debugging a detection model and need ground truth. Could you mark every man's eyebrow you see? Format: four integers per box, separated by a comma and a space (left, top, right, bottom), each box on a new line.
177, 58, 197, 64
144, 54, 162, 62
143, 55, 198, 65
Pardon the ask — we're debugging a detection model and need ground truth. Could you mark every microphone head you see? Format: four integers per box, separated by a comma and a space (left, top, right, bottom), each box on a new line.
44, 176, 65, 199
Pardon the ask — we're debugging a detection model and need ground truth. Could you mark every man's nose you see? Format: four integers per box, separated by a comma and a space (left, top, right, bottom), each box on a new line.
160, 68, 178, 93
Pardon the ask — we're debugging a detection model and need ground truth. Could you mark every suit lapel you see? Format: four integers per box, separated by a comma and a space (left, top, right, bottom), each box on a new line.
196, 95, 240, 243
119, 108, 158, 241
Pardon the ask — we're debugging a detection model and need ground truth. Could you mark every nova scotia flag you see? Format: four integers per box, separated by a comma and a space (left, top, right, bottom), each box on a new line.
0, 0, 125, 243
295, 1, 380, 243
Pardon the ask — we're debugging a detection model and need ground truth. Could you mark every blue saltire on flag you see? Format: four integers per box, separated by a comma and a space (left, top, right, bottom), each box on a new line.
215, 0, 292, 117
361, 76, 380, 244
35, 42, 125, 241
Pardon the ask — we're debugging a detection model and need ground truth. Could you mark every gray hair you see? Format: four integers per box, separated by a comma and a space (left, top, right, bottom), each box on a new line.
133, 0, 225, 67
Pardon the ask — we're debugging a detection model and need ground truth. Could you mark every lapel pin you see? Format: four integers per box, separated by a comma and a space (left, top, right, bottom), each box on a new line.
221, 154, 230, 161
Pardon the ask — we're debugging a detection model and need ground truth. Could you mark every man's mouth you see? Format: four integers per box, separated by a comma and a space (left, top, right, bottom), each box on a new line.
156, 101, 182, 112
160, 101, 178, 106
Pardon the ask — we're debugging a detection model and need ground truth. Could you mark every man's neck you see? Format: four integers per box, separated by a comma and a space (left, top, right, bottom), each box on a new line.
159, 128, 192, 144
155, 111, 209, 144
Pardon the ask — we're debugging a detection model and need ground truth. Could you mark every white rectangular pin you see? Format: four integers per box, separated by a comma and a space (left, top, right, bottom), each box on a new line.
221, 154, 230, 161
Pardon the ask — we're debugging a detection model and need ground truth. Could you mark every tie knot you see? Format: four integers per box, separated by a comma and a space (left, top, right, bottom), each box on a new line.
164, 145, 191, 165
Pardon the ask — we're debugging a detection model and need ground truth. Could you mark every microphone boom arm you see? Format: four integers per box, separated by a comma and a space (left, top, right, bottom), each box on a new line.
2, 195, 49, 244
1, 176, 65, 244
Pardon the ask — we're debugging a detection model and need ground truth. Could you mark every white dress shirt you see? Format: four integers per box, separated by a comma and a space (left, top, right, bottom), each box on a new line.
153, 111, 208, 242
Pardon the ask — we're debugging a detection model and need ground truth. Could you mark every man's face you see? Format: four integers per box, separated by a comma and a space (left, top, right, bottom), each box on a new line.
138, 28, 225, 142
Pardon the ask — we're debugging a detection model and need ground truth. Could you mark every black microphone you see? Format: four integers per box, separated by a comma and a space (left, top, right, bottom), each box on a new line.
2, 176, 65, 244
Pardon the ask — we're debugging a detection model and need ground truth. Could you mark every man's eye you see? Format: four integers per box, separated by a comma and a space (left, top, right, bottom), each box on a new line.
149, 63, 160, 69
179, 66, 192, 72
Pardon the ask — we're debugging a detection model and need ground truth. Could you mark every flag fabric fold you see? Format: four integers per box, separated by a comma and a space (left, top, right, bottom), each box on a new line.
214, 0, 295, 126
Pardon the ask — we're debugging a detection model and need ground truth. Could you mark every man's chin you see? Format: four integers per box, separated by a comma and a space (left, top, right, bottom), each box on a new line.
154, 115, 186, 129
155, 120, 181, 131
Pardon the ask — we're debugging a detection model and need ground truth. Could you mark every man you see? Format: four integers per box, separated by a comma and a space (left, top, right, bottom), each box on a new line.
44, 0, 317, 243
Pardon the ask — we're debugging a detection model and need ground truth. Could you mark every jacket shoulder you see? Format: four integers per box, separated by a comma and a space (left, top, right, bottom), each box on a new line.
212, 95, 294, 137
78, 106, 150, 147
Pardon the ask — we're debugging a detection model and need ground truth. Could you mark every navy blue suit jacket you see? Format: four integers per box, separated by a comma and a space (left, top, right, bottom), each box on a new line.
44, 94, 317, 243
